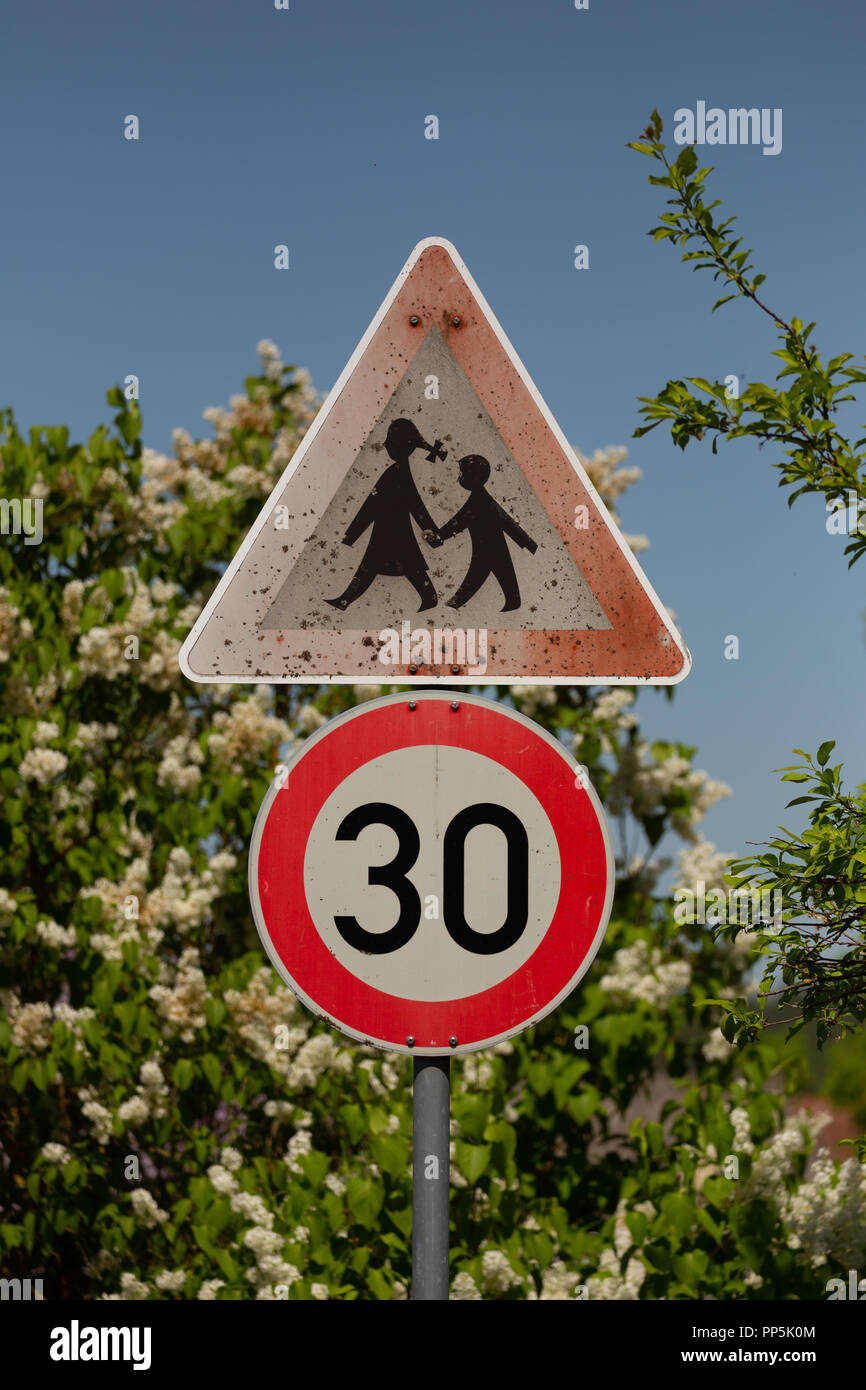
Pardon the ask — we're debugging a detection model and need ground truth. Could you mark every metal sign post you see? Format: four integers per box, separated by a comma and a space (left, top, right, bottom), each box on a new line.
412, 1056, 450, 1301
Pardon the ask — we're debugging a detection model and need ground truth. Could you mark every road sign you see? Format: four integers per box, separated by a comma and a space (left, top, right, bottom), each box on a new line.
248, 690, 614, 1055
180, 237, 690, 686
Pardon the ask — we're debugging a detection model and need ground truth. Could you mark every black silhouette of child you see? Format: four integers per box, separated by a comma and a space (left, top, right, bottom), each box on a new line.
325, 418, 445, 613
438, 455, 537, 612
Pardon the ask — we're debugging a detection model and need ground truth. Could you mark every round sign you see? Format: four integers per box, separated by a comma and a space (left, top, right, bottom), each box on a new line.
248, 691, 614, 1055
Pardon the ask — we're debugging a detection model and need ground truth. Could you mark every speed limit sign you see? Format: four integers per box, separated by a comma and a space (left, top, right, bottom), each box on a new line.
249, 691, 614, 1055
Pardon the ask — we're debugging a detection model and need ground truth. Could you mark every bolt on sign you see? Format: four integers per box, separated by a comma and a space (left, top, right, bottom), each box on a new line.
179, 237, 690, 686
248, 691, 614, 1054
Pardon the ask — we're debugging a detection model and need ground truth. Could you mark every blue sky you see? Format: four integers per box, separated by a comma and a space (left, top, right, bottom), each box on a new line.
2, 0, 864, 873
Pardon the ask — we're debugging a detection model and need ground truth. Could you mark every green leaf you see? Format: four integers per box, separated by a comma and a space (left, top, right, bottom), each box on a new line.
23, 1210, 36, 1251
387, 1205, 412, 1239
165, 522, 188, 558
366, 1266, 394, 1300
674, 146, 698, 176
453, 1093, 491, 1142
63, 527, 86, 560
11, 1059, 30, 1092
626, 1211, 648, 1245
730, 1199, 776, 1271
369, 1133, 407, 1180
345, 1177, 383, 1229
696, 1207, 725, 1244
100, 568, 126, 602
660, 1191, 695, 1239
816, 740, 835, 767
173, 1058, 195, 1091
200, 1053, 222, 1091
114, 1001, 139, 1036
204, 999, 226, 1028
455, 1141, 491, 1184
193, 1224, 217, 1258
299, 1150, 329, 1187
215, 1250, 237, 1281
672, 1249, 709, 1290
643, 1240, 671, 1273
339, 1103, 367, 1146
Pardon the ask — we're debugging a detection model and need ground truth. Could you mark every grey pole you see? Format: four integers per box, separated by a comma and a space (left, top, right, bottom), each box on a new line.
412, 1055, 450, 1300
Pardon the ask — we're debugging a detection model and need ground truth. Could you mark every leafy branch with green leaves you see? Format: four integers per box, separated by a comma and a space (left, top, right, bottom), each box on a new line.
629, 110, 866, 1085
627, 109, 866, 568
713, 744, 866, 1049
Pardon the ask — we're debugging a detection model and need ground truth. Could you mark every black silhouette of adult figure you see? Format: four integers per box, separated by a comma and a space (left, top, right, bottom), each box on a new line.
438, 454, 537, 612
325, 418, 445, 613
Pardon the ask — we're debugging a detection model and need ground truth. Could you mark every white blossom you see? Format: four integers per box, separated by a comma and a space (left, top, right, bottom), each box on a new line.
35, 917, 76, 950
585, 1246, 647, 1300
297, 703, 326, 734
599, 938, 691, 1009
702, 1028, 735, 1063
508, 685, 557, 718
41, 1142, 72, 1166
593, 688, 635, 723
197, 1279, 225, 1300
286, 1130, 313, 1173
538, 1259, 582, 1300
118, 1272, 150, 1300
674, 838, 733, 896
32, 721, 61, 747
10, 1000, 53, 1052
480, 1249, 522, 1295
451, 1271, 482, 1301
0, 888, 17, 926
18, 747, 68, 784
207, 1165, 239, 1196
130, 1188, 168, 1229
781, 1151, 866, 1267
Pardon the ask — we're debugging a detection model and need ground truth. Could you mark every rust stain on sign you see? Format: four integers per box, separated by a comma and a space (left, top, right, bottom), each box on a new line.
179, 238, 690, 686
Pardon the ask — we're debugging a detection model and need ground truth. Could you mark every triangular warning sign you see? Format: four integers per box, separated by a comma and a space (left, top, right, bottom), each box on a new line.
179, 238, 690, 686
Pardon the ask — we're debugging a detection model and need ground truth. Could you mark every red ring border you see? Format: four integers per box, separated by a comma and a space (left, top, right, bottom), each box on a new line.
253, 698, 610, 1050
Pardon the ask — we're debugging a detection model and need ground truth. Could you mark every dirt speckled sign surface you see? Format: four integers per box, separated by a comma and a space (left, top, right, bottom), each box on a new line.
179, 237, 690, 685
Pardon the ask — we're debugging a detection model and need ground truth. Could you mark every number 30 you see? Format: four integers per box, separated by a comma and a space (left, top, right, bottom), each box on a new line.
333, 801, 529, 956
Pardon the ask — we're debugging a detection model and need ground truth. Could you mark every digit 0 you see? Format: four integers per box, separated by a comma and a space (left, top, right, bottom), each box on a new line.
443, 804, 529, 955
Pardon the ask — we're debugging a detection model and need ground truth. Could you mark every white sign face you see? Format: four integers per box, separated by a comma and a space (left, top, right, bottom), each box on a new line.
302, 744, 562, 1002
249, 691, 615, 1055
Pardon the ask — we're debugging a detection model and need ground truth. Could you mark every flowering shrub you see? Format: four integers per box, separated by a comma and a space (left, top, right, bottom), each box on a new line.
1, 346, 863, 1300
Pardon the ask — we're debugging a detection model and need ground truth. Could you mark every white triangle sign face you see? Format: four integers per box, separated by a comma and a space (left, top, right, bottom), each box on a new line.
179, 238, 690, 686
